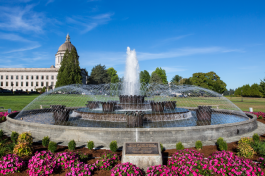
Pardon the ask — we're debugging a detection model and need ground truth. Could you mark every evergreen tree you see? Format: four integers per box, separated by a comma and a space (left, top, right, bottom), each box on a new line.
260, 78, 265, 97
140, 70, 150, 84
151, 67, 168, 84
149, 73, 163, 84
88, 64, 110, 84
171, 75, 182, 84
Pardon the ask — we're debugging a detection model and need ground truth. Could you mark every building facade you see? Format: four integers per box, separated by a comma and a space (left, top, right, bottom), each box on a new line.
0, 34, 87, 91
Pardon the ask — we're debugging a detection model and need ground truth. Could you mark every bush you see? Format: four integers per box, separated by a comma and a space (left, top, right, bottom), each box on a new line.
68, 140, 76, 150
42, 136, 50, 147
0, 130, 3, 137
13, 132, 33, 156
195, 140, 202, 150
11, 131, 19, 143
87, 141, 94, 150
77, 151, 89, 162
160, 143, 164, 151
66, 162, 96, 176
251, 141, 265, 157
0, 154, 25, 175
109, 140, 118, 152
147, 165, 174, 175
216, 137, 224, 146
176, 142, 184, 150
218, 140, 228, 151
54, 152, 80, 170
237, 143, 255, 158
253, 133, 260, 142
111, 162, 144, 175
259, 115, 263, 119
238, 137, 253, 145
96, 152, 119, 170
48, 141, 57, 153
2, 116, 5, 121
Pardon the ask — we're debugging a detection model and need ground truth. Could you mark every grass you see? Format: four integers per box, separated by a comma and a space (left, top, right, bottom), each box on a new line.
0, 94, 264, 112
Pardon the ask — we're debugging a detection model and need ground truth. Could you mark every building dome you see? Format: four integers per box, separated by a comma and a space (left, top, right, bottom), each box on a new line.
58, 34, 76, 52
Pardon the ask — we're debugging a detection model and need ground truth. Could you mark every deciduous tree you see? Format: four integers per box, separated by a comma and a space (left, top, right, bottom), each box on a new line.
140, 70, 150, 84
151, 67, 167, 84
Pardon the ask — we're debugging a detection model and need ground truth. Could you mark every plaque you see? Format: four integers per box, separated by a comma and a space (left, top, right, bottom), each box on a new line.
125, 142, 159, 154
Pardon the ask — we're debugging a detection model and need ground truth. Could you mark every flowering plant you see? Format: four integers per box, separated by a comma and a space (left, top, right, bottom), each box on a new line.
147, 165, 174, 176
0, 111, 17, 119
28, 151, 57, 176
168, 149, 213, 176
208, 151, 264, 176
54, 152, 80, 170
95, 152, 119, 170
245, 111, 265, 118
0, 154, 25, 175
66, 162, 97, 176
259, 157, 265, 168
111, 162, 144, 176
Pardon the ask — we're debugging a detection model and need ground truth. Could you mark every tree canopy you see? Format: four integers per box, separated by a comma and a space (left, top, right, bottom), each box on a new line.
171, 75, 182, 84
189, 71, 227, 93
140, 70, 150, 84
107, 67, 119, 83
88, 64, 110, 84
149, 72, 163, 84
151, 67, 167, 84
235, 84, 263, 97
56, 48, 82, 87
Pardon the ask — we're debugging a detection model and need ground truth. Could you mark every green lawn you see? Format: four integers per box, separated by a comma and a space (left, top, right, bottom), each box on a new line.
0, 94, 264, 112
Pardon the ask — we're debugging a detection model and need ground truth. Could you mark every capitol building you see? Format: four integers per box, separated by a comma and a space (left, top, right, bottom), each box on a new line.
0, 34, 87, 92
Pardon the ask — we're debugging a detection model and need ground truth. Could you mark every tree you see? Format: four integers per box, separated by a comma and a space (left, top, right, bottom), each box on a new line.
140, 70, 150, 84
149, 73, 163, 84
171, 75, 182, 84
189, 71, 227, 93
107, 67, 119, 83
88, 64, 110, 84
235, 84, 262, 97
260, 78, 265, 97
151, 67, 167, 84
56, 48, 82, 87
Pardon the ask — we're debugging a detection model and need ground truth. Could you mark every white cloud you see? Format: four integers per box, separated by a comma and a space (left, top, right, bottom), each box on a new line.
0, 33, 32, 43
66, 13, 114, 33
4, 44, 41, 54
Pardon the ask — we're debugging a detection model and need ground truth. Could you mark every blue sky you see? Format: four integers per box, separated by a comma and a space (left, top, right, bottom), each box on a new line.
0, 0, 264, 89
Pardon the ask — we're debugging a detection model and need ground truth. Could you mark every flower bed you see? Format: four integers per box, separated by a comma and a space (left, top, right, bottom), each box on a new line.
245, 111, 265, 118
0, 154, 25, 175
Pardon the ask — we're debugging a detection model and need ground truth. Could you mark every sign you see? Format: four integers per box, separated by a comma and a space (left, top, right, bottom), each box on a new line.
125, 142, 159, 154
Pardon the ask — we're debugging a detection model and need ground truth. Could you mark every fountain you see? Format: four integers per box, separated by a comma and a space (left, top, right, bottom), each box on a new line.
5, 47, 257, 148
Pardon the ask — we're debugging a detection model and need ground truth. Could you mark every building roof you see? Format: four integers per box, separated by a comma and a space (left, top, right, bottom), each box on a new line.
0, 68, 59, 72
58, 34, 76, 52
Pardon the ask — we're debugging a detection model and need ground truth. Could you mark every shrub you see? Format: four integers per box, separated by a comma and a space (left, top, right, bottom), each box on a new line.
68, 140, 76, 150
2, 116, 5, 121
77, 151, 89, 162
87, 140, 94, 150
0, 130, 3, 137
176, 142, 184, 150
0, 154, 25, 175
11, 131, 19, 143
96, 152, 119, 170
13, 132, 33, 156
111, 162, 144, 176
42, 136, 50, 147
216, 137, 224, 146
48, 141, 57, 153
160, 143, 164, 151
259, 157, 265, 168
238, 137, 253, 145
109, 140, 118, 152
218, 140, 228, 151
251, 141, 265, 157
253, 133, 260, 142
259, 115, 263, 119
28, 151, 56, 176
147, 165, 174, 175
195, 140, 202, 150
66, 162, 96, 176
237, 143, 255, 158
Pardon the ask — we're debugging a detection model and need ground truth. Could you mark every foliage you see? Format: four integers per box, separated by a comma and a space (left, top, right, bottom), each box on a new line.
56, 47, 82, 87
237, 143, 255, 158
216, 137, 224, 146
54, 152, 80, 170
95, 152, 119, 170
140, 70, 150, 84
0, 129, 3, 137
11, 131, 19, 143
235, 83, 263, 97
109, 140, 118, 152
111, 162, 144, 176
28, 151, 56, 176
259, 115, 263, 119
147, 165, 173, 176
87, 140, 94, 150
149, 72, 163, 84
107, 67, 119, 83
259, 157, 265, 168
66, 162, 96, 176
195, 140, 202, 150
247, 111, 265, 118
13, 132, 33, 156
176, 142, 184, 150
218, 140, 228, 151
260, 78, 265, 97
253, 133, 260, 142
160, 143, 164, 151
88, 64, 110, 84
0, 139, 15, 158
0, 154, 25, 175
68, 140, 76, 151
189, 71, 227, 93
42, 136, 50, 147
48, 141, 57, 153
2, 116, 5, 121
151, 67, 167, 84
171, 75, 182, 84
238, 137, 253, 145
251, 141, 265, 157
77, 151, 89, 162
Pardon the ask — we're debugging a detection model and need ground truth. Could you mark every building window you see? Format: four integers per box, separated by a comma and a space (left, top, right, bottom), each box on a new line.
6, 82, 8, 86
16, 76, 18, 80
31, 76, 33, 80
0, 82, 3, 86
31, 89, 33, 91
26, 82, 28, 86
26, 76, 28, 80
11, 82, 13, 87
36, 82, 38, 86
46, 75, 49, 80
46, 82, 48, 87
51, 82, 54, 86
0, 75, 3, 80
11, 76, 13, 80
21, 82, 23, 86
36, 76, 39, 80
51, 76, 54, 80
6, 76, 8, 79
41, 82, 44, 86
41, 76, 44, 80
16, 82, 18, 86
31, 82, 33, 86
21, 76, 23, 80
